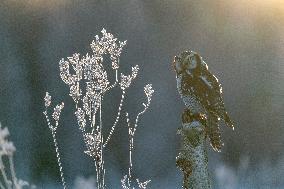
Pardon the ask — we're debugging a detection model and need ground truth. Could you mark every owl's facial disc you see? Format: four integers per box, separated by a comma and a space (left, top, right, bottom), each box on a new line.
186, 54, 197, 70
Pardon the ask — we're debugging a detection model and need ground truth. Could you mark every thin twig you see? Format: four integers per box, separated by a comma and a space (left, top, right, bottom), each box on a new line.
133, 100, 150, 134
51, 131, 67, 189
8, 156, 17, 189
103, 90, 125, 148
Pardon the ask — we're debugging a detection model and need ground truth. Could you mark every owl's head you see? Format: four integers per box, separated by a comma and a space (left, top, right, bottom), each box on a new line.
173, 51, 205, 76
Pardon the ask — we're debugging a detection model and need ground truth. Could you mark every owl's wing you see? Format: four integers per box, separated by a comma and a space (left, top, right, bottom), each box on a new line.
198, 70, 234, 151
199, 70, 234, 129
207, 111, 222, 152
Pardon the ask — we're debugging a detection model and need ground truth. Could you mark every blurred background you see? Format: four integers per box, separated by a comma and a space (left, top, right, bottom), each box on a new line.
0, 0, 284, 188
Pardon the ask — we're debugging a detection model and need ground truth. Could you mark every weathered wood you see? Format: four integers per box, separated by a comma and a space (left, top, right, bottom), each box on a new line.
176, 109, 211, 189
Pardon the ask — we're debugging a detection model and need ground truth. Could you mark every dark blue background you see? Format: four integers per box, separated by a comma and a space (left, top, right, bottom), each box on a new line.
0, 0, 283, 188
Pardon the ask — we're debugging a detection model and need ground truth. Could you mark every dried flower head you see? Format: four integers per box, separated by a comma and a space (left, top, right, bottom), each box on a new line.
59, 59, 77, 85
144, 84, 154, 101
70, 84, 82, 104
84, 62, 110, 93
90, 28, 127, 70
52, 102, 65, 122
44, 92, 52, 108
84, 129, 102, 160
120, 74, 132, 90
75, 108, 86, 131
131, 65, 139, 79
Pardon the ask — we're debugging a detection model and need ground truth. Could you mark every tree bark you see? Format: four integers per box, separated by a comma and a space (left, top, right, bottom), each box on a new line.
176, 117, 211, 189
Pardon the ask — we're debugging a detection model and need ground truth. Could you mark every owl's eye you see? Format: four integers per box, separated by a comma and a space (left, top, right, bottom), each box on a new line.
190, 56, 194, 62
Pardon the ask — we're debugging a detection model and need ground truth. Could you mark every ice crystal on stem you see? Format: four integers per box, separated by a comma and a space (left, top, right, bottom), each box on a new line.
44, 92, 51, 108
144, 84, 154, 100
43, 93, 67, 189
75, 108, 86, 130
52, 103, 64, 123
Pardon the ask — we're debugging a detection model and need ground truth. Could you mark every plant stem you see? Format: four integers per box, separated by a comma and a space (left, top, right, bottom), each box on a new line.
51, 131, 67, 189
103, 90, 125, 148
8, 156, 17, 189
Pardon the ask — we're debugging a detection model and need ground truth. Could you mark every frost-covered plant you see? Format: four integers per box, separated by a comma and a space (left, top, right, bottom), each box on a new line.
43, 92, 66, 189
0, 123, 35, 189
44, 29, 154, 189
121, 84, 154, 189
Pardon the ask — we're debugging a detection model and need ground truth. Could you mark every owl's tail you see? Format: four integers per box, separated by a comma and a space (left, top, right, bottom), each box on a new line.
224, 112, 234, 130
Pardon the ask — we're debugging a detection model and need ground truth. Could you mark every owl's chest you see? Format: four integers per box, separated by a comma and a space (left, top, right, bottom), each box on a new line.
182, 95, 204, 113
176, 75, 205, 113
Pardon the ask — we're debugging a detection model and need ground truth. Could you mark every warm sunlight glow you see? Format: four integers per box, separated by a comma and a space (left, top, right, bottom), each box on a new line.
244, 0, 284, 12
